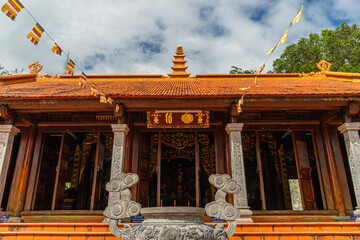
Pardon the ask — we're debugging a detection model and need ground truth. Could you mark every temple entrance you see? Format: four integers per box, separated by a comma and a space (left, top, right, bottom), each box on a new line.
161, 158, 195, 207
136, 132, 216, 208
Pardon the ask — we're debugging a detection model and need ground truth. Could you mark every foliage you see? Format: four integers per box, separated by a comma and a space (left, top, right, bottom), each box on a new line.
272, 23, 360, 73
229, 66, 256, 74
0, 64, 23, 76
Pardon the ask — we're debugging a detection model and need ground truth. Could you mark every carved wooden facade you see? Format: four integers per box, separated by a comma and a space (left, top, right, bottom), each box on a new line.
0, 52, 360, 226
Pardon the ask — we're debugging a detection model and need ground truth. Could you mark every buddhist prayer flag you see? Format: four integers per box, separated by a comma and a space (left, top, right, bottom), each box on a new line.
278, 29, 288, 46
237, 95, 245, 113
65, 59, 75, 75
265, 45, 277, 56
91, 83, 99, 96
257, 65, 265, 74
290, 5, 303, 27
239, 87, 249, 91
115, 103, 120, 112
100, 92, 107, 103
1, 0, 23, 20
52, 43, 62, 56
27, 23, 44, 45
78, 72, 87, 88
254, 76, 259, 87
107, 97, 114, 105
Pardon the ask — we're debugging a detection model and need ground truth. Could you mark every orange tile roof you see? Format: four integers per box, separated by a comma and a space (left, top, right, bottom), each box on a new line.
0, 72, 360, 100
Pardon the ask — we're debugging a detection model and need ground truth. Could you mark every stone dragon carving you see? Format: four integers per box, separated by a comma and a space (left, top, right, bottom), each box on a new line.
205, 174, 241, 238
104, 173, 240, 239
103, 172, 141, 238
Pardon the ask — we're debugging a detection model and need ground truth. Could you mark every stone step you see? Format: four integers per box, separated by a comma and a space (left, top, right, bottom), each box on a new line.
1, 231, 360, 240
0, 222, 359, 240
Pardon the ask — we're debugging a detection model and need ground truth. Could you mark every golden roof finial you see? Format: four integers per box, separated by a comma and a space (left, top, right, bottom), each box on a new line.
28, 61, 43, 74
317, 60, 331, 72
168, 45, 191, 78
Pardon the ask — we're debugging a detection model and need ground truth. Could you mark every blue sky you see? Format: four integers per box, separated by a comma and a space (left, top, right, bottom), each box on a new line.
0, 0, 359, 75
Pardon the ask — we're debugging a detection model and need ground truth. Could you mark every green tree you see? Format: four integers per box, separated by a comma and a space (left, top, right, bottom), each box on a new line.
0, 64, 23, 76
272, 23, 360, 73
229, 66, 256, 74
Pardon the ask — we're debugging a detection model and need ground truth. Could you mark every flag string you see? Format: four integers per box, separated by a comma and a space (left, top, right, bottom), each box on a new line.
2, 0, 305, 114
236, 0, 306, 113
1, 0, 119, 110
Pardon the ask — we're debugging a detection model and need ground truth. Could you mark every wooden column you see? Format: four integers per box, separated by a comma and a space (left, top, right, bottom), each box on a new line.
8, 126, 37, 222
0, 125, 20, 206
320, 123, 346, 216
226, 123, 253, 223
338, 123, 360, 221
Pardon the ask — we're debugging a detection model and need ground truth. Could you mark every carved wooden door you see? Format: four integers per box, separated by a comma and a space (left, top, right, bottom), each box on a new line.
293, 132, 317, 210
52, 132, 73, 210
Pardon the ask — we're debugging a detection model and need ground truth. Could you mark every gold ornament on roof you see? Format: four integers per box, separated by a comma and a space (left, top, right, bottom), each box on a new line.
28, 61, 43, 73
168, 45, 191, 78
301, 60, 332, 77
316, 60, 331, 72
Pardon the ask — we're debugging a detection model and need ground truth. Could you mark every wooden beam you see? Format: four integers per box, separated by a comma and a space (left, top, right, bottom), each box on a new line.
11, 126, 37, 218
255, 131, 266, 210
320, 123, 346, 216
195, 132, 200, 207
320, 111, 339, 123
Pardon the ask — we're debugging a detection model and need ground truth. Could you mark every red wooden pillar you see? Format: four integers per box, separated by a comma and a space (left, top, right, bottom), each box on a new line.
8, 126, 37, 222
320, 123, 346, 216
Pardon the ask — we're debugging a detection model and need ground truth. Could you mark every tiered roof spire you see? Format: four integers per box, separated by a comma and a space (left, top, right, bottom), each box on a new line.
168, 45, 191, 78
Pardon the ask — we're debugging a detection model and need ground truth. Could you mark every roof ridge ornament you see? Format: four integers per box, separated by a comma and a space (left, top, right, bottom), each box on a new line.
167, 45, 191, 78
300, 60, 332, 78
317, 60, 331, 72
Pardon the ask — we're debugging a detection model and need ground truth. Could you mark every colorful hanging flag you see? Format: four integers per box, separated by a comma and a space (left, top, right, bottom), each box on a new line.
100, 92, 107, 103
257, 65, 265, 74
1, 0, 24, 21
27, 23, 44, 45
278, 29, 288, 46
265, 45, 277, 56
254, 76, 259, 87
290, 5, 303, 27
52, 43, 62, 56
236, 95, 245, 113
239, 87, 249, 91
90, 83, 99, 96
115, 103, 120, 112
107, 97, 114, 105
65, 59, 75, 75
78, 72, 87, 88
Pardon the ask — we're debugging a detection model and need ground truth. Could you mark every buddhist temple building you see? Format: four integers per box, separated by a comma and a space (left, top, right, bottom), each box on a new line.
0, 46, 360, 239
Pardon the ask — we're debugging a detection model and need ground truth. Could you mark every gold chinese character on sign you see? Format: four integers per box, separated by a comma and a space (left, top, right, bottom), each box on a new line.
28, 61, 43, 73
196, 112, 205, 124
165, 112, 173, 124
151, 112, 161, 124
181, 112, 194, 124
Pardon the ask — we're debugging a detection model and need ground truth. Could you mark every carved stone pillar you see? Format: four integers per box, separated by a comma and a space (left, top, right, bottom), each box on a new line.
225, 123, 253, 223
0, 125, 20, 206
105, 124, 129, 220
338, 123, 360, 221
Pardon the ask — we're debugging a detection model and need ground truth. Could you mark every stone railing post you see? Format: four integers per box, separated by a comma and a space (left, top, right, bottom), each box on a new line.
105, 124, 129, 221
225, 123, 253, 223
0, 125, 20, 206
338, 123, 360, 221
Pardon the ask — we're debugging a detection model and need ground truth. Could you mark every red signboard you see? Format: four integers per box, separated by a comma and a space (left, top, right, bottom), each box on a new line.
147, 110, 209, 128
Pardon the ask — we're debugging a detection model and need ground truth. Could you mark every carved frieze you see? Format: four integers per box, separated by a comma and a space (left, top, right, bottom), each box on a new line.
338, 123, 360, 221
0, 125, 20, 205
225, 123, 253, 223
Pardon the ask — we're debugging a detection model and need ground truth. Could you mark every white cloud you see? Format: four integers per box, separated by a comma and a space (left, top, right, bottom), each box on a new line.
0, 0, 358, 75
